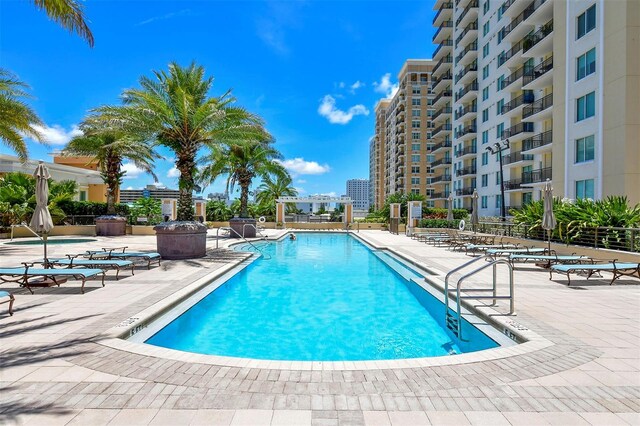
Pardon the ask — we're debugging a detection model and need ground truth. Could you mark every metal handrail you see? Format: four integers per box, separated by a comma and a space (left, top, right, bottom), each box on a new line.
11, 223, 43, 241
242, 223, 267, 239
215, 226, 271, 259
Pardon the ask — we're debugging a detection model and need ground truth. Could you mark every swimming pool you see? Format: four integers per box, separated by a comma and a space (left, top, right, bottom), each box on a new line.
4, 238, 98, 245
142, 233, 505, 361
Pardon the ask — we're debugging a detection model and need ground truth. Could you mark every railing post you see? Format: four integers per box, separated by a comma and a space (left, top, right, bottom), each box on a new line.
595, 227, 598, 249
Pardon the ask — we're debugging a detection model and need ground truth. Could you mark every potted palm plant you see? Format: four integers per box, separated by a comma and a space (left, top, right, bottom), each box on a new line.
91, 62, 267, 258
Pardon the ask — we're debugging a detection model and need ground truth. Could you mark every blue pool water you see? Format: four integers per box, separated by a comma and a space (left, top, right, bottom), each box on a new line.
145, 233, 499, 360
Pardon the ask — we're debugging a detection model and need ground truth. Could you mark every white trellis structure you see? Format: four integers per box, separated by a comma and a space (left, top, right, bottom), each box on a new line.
276, 196, 353, 225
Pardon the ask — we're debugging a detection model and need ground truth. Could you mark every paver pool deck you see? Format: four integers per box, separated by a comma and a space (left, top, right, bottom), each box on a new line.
0, 230, 638, 425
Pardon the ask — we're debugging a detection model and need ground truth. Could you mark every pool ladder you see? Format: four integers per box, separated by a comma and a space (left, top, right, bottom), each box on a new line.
216, 226, 271, 259
444, 255, 515, 340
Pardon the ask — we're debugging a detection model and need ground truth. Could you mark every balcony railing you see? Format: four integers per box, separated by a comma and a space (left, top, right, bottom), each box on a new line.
502, 151, 534, 165
432, 55, 453, 74
433, 39, 453, 58
499, 2, 534, 41
432, 88, 452, 105
432, 140, 452, 151
501, 92, 535, 114
431, 157, 452, 167
432, 20, 453, 43
501, 64, 527, 90
455, 20, 479, 47
502, 178, 522, 191
523, 19, 553, 53
433, 71, 452, 88
455, 41, 478, 64
433, 2, 453, 24
455, 0, 479, 26
456, 166, 477, 176
454, 61, 478, 82
501, 121, 534, 139
456, 186, 476, 196
455, 125, 477, 138
454, 104, 477, 120
522, 93, 553, 118
432, 106, 452, 122
523, 56, 553, 86
431, 191, 451, 199
522, 130, 552, 151
498, 39, 523, 67
454, 81, 478, 102
522, 167, 552, 184
500, 0, 516, 15
455, 146, 477, 157
432, 123, 452, 137
431, 174, 452, 183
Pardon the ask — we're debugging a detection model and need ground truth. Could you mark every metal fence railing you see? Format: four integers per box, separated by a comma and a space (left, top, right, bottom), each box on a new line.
476, 222, 640, 253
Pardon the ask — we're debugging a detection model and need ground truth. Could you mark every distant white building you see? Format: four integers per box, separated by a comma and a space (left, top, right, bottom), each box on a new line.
346, 179, 370, 211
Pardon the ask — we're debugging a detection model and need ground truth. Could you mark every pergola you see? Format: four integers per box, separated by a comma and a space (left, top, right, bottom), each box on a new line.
275, 196, 353, 224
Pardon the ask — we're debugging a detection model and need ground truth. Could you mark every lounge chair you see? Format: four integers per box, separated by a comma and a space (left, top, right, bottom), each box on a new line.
44, 255, 135, 280
509, 253, 590, 267
464, 243, 519, 255
486, 247, 546, 260
549, 260, 640, 286
0, 263, 106, 294
86, 247, 161, 269
0, 291, 14, 316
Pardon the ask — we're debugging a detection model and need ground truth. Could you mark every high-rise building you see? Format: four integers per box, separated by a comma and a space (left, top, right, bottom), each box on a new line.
429, 0, 639, 216
346, 179, 370, 211
370, 59, 437, 210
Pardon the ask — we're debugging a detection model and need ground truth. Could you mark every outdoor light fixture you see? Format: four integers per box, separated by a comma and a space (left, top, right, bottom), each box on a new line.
485, 139, 510, 221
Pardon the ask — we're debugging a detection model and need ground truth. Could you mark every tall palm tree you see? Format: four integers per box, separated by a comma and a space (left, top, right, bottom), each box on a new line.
255, 173, 297, 206
90, 62, 267, 221
199, 140, 288, 218
62, 123, 160, 214
0, 69, 44, 160
31, 0, 94, 47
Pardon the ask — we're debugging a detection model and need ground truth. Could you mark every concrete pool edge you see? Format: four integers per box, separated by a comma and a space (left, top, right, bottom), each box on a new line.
100, 231, 554, 371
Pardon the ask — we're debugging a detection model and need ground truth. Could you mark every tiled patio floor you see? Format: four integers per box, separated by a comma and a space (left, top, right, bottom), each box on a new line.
0, 230, 638, 425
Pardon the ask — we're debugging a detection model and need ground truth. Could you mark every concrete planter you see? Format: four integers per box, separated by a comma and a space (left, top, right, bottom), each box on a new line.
154, 221, 207, 259
95, 216, 127, 236
229, 217, 257, 238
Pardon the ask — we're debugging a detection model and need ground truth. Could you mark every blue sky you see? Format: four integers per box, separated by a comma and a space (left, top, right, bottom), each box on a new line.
0, 0, 435, 198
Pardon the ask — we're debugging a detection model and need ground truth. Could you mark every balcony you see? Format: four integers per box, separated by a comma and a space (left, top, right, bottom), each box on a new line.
432, 88, 452, 109
525, 0, 553, 24
433, 20, 453, 44
522, 130, 552, 153
456, 186, 476, 196
433, 39, 453, 61
501, 92, 535, 116
522, 19, 553, 57
431, 157, 452, 168
454, 81, 478, 103
455, 145, 477, 158
432, 106, 452, 123
432, 123, 452, 138
431, 174, 452, 184
522, 92, 553, 120
501, 64, 526, 91
522, 56, 553, 89
502, 151, 534, 165
432, 139, 452, 153
522, 167, 552, 185
455, 125, 477, 139
455, 0, 478, 28
503, 178, 522, 191
433, 2, 453, 26
456, 166, 477, 177
501, 121, 534, 140
432, 55, 453, 77
500, 0, 516, 16
498, 39, 523, 68
455, 41, 477, 67
432, 71, 452, 93
455, 20, 478, 48
431, 191, 451, 199
454, 61, 478, 86
454, 104, 477, 121
499, 4, 534, 43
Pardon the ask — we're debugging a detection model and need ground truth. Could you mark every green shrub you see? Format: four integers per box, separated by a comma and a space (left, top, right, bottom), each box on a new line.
57, 200, 130, 216
418, 219, 458, 228
422, 207, 468, 220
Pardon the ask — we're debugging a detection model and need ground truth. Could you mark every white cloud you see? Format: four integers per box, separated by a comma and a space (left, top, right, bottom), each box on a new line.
294, 187, 306, 194
121, 162, 145, 179
338, 82, 345, 88
317, 95, 369, 125
296, 179, 307, 184
136, 9, 192, 26
125, 186, 134, 190
320, 192, 337, 197
349, 80, 364, 93
31, 124, 82, 146
373, 73, 399, 99
277, 158, 330, 175
167, 167, 180, 178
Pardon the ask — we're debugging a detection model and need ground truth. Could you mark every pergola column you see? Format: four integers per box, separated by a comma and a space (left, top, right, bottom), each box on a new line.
343, 203, 353, 225
276, 202, 286, 224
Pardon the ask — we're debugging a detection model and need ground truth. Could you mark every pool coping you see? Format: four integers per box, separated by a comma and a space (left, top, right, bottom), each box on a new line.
98, 230, 554, 371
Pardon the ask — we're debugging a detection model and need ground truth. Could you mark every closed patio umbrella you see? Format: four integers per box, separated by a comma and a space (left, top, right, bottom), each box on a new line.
471, 189, 479, 233
29, 161, 54, 261
446, 194, 454, 221
541, 179, 556, 254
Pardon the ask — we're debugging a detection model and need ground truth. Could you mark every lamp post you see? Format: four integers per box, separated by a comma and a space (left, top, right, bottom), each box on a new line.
486, 139, 509, 221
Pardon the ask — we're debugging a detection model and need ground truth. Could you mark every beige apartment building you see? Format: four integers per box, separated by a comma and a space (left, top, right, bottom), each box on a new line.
370, 60, 438, 210
423, 0, 639, 217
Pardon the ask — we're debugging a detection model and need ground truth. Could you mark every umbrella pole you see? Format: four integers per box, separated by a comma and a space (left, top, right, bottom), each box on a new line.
43, 233, 48, 266
547, 229, 551, 254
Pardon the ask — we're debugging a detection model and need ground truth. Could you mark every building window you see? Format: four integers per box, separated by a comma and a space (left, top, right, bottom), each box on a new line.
411, 166, 420, 173
481, 174, 488, 187
495, 194, 502, 208
412, 109, 421, 117
496, 123, 504, 139
482, 108, 489, 122
412, 132, 420, 140
411, 143, 420, 152
496, 75, 504, 92
522, 192, 532, 205
426, 154, 436, 163
483, 21, 490, 36
79, 191, 87, 201
482, 65, 490, 80
483, 1, 490, 15
481, 151, 489, 165
411, 155, 420, 163
482, 130, 489, 144
575, 135, 595, 163
576, 48, 596, 81
482, 87, 489, 101
483, 43, 490, 58
481, 195, 488, 208
576, 91, 595, 121
412, 120, 421, 128
411, 188, 420, 195
412, 86, 421, 95
576, 179, 595, 199
496, 172, 501, 185
411, 177, 420, 185
412, 98, 421, 106
577, 5, 596, 39
496, 99, 504, 115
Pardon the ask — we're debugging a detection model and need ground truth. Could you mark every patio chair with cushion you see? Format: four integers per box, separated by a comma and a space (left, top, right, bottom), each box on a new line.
549, 260, 640, 286
44, 255, 135, 280
86, 247, 161, 269
0, 263, 106, 294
